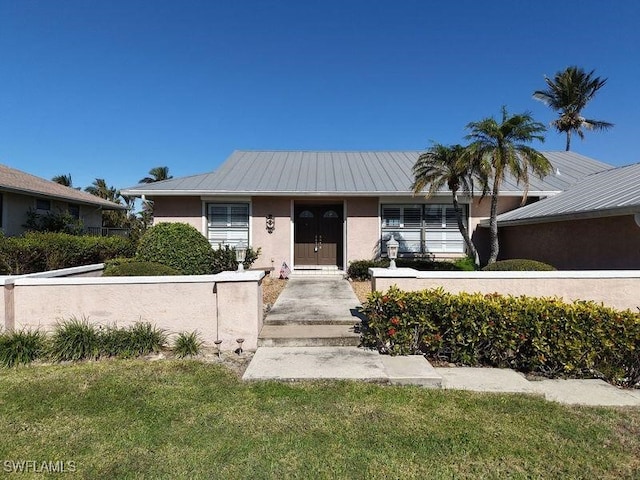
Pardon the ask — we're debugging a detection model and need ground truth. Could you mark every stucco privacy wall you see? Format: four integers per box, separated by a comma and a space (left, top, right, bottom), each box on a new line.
499, 215, 640, 269
3, 271, 264, 350
370, 268, 640, 312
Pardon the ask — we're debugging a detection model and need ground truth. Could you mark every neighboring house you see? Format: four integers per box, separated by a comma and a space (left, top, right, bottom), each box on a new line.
0, 164, 125, 236
492, 162, 640, 269
121, 150, 610, 271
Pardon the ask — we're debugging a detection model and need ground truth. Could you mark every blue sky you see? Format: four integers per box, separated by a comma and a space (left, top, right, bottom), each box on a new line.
1, 0, 638, 192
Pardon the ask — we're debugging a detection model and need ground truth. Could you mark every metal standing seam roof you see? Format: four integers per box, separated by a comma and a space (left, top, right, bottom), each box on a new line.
493, 162, 640, 226
121, 150, 612, 197
0, 164, 125, 209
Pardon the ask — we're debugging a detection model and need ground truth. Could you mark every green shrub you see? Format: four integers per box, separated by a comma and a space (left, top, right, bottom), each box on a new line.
136, 223, 214, 275
23, 208, 84, 235
49, 317, 101, 361
482, 259, 556, 271
0, 329, 46, 367
0, 232, 135, 274
173, 331, 203, 358
99, 325, 134, 358
452, 256, 478, 271
210, 245, 261, 274
347, 257, 471, 281
103, 258, 180, 276
360, 287, 640, 386
347, 259, 390, 280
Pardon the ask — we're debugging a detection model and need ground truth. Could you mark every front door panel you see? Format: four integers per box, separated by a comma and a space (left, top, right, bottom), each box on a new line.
294, 205, 343, 267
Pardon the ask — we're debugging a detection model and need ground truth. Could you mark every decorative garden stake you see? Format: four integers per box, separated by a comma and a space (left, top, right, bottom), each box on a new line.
214, 339, 222, 358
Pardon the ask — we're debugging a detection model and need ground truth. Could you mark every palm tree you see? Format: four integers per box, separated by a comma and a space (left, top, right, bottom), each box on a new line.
85, 179, 126, 228
85, 178, 121, 203
52, 174, 73, 187
139, 166, 172, 184
533, 66, 613, 151
412, 144, 487, 265
465, 107, 551, 264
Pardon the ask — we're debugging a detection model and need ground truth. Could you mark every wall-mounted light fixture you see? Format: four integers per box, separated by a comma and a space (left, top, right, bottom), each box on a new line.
266, 214, 275, 234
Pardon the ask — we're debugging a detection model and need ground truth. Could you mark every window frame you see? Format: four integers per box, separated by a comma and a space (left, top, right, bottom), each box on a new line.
205, 202, 250, 249
380, 203, 467, 256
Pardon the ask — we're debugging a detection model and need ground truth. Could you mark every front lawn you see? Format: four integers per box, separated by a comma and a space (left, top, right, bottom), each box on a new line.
1, 361, 638, 478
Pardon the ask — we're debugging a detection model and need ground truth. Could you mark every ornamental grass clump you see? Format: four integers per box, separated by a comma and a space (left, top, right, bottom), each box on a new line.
173, 331, 203, 358
0, 329, 46, 367
49, 317, 101, 362
125, 322, 167, 356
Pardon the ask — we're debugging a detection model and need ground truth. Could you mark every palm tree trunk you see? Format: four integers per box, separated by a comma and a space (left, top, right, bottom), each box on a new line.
565, 131, 571, 151
451, 191, 479, 266
488, 176, 501, 264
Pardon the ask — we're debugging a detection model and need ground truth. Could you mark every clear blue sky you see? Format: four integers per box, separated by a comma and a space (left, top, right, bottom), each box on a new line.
1, 0, 638, 191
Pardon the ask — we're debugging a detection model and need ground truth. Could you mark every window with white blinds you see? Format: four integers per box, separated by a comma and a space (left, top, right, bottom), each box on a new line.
207, 203, 249, 248
381, 204, 466, 255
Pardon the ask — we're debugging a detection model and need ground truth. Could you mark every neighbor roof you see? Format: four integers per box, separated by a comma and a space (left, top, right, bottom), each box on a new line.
0, 164, 125, 209
493, 162, 640, 226
122, 150, 611, 197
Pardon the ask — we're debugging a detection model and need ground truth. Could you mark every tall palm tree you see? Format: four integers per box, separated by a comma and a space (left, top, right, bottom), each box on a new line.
139, 166, 172, 184
533, 66, 613, 151
85, 179, 126, 228
52, 174, 73, 187
465, 107, 551, 264
412, 144, 487, 265
85, 178, 121, 203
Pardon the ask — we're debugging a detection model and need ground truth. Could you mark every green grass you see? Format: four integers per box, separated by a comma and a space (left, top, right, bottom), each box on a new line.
0, 361, 638, 479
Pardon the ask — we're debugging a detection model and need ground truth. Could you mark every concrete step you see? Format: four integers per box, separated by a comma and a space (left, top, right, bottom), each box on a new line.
258, 324, 360, 347
264, 317, 359, 326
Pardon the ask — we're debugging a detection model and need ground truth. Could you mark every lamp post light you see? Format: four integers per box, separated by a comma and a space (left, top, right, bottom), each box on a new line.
235, 242, 247, 272
386, 235, 399, 269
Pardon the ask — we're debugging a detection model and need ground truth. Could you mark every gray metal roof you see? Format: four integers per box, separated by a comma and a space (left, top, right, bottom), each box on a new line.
121, 150, 611, 197
494, 162, 640, 226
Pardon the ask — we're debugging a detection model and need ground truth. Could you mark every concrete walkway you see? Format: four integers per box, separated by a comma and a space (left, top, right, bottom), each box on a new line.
243, 347, 640, 406
264, 276, 361, 324
244, 277, 640, 407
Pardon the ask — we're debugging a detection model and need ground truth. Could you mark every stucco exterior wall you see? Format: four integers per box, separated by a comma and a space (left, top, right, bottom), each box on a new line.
1, 192, 104, 236
346, 197, 379, 263
152, 196, 204, 232
499, 215, 640, 269
469, 196, 528, 264
5, 272, 264, 350
370, 268, 640, 311
251, 197, 292, 271
3, 193, 34, 235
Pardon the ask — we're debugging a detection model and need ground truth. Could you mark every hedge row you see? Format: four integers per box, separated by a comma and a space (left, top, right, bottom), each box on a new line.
360, 287, 640, 387
347, 257, 475, 280
0, 232, 135, 274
